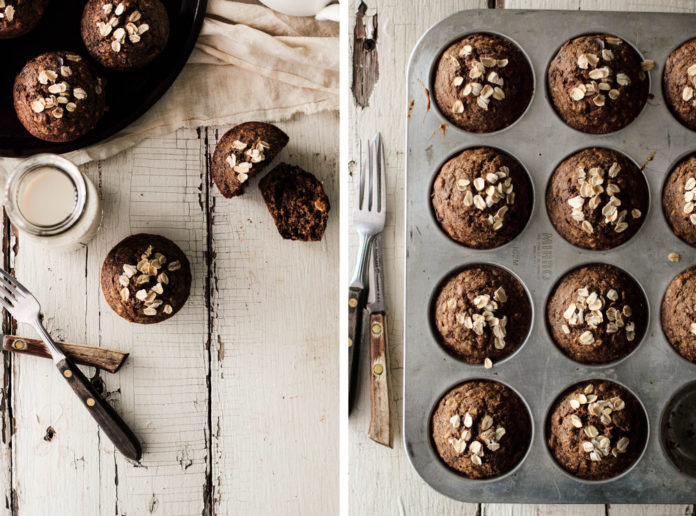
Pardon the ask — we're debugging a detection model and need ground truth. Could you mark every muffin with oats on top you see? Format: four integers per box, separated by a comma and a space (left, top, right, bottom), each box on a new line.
432, 380, 532, 479
546, 147, 648, 250
431, 147, 533, 249
81, 0, 170, 70
101, 234, 191, 324
547, 380, 647, 480
547, 34, 652, 134
433, 32, 534, 133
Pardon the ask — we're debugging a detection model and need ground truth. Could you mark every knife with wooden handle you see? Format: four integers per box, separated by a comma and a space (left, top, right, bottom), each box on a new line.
3, 335, 128, 373
366, 233, 392, 447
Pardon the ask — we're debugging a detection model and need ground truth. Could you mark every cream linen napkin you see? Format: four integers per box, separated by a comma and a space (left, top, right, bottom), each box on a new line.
1, 0, 338, 170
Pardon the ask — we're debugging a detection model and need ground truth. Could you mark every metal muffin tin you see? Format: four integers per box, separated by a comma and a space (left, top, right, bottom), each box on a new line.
404, 9, 696, 503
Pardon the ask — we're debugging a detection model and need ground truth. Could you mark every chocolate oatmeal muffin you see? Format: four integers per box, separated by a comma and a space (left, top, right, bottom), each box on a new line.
546, 148, 649, 250
211, 122, 289, 198
547, 264, 647, 365
663, 154, 696, 246
433, 33, 534, 133
81, 0, 170, 70
661, 266, 696, 363
431, 147, 533, 249
101, 234, 191, 324
547, 34, 651, 134
664, 38, 696, 131
432, 380, 532, 479
547, 380, 648, 480
14, 52, 106, 142
433, 264, 531, 364
0, 0, 49, 39
259, 163, 330, 241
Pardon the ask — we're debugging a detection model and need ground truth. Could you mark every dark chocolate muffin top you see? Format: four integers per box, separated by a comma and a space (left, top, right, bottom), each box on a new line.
101, 234, 192, 324
432, 380, 532, 479
433, 264, 531, 365
0, 0, 49, 39
663, 154, 696, 247
431, 147, 533, 249
546, 264, 647, 365
211, 122, 289, 199
13, 51, 106, 143
661, 266, 696, 363
546, 147, 649, 250
547, 380, 647, 481
547, 34, 651, 134
433, 33, 534, 133
663, 38, 696, 131
81, 0, 170, 70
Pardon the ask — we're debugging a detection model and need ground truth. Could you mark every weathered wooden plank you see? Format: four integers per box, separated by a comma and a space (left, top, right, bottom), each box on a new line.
483, 506, 604, 516
348, 1, 485, 515
0, 212, 14, 515
7, 129, 209, 515
89, 130, 209, 516
210, 111, 339, 515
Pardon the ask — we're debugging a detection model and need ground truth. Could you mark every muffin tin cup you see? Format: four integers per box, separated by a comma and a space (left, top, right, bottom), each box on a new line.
405, 9, 696, 503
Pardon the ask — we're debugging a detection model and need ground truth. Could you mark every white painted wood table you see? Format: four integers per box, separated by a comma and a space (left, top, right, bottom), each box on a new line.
0, 111, 338, 515
348, 1, 696, 514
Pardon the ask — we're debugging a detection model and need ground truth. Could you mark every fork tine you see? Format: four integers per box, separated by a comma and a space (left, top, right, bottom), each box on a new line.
370, 134, 380, 212
0, 274, 20, 298
365, 138, 373, 212
0, 269, 28, 296
378, 133, 386, 214
0, 298, 12, 312
356, 139, 364, 211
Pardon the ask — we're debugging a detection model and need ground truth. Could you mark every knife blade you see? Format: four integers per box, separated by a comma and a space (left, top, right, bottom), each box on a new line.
366, 233, 392, 447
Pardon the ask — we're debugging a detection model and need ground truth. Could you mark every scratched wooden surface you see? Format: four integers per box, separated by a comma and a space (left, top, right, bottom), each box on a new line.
347, 0, 696, 515
0, 110, 338, 515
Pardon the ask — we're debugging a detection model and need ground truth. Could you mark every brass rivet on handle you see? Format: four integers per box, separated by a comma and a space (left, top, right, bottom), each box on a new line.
348, 338, 353, 347
13, 340, 25, 350
349, 297, 358, 308
86, 398, 95, 407
371, 322, 383, 336
63, 370, 73, 378
373, 364, 384, 375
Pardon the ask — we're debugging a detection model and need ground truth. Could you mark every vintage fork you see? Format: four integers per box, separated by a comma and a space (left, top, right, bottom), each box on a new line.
0, 268, 142, 461
348, 132, 386, 413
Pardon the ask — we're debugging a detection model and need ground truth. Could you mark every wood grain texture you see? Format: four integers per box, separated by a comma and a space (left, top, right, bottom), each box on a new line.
0, 111, 338, 514
3, 336, 128, 373
349, 0, 696, 515
209, 111, 339, 515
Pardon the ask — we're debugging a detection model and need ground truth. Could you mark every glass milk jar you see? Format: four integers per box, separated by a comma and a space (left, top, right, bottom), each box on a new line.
4, 154, 102, 250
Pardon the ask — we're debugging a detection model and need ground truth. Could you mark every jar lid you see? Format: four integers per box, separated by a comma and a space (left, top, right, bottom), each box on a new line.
4, 154, 87, 237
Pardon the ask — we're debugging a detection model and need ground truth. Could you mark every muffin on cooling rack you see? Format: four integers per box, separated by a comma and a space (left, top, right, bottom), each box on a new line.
547, 34, 652, 134
546, 263, 647, 365
547, 380, 648, 480
433, 32, 534, 133
433, 264, 531, 365
431, 147, 533, 249
546, 147, 649, 250
81, 0, 170, 70
13, 51, 106, 142
432, 380, 532, 479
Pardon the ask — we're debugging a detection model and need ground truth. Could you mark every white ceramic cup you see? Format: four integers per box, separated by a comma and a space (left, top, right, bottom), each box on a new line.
259, 0, 333, 17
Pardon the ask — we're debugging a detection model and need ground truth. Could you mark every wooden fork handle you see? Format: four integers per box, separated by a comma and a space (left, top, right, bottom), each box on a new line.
367, 312, 392, 447
3, 335, 128, 374
57, 357, 142, 462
